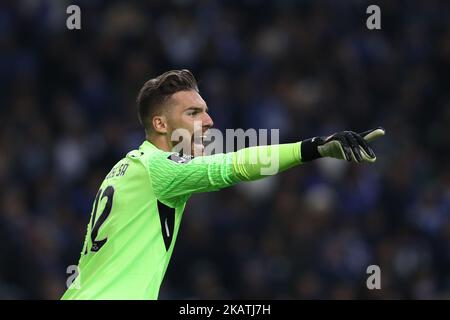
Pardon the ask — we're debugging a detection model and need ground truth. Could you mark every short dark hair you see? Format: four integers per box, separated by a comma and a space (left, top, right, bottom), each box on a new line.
136, 69, 199, 133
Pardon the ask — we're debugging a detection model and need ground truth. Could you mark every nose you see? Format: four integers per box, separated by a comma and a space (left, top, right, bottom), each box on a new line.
203, 112, 214, 130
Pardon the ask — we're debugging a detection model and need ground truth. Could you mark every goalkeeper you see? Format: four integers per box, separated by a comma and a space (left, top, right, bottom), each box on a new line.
62, 69, 385, 300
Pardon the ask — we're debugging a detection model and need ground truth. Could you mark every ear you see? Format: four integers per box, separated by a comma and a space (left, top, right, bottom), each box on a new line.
152, 115, 168, 134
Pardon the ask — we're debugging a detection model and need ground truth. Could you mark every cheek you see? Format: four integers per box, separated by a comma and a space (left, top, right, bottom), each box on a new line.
166, 114, 182, 129
179, 115, 196, 131
167, 115, 195, 137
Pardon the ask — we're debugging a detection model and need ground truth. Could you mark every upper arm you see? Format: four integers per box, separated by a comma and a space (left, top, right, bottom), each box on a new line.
145, 151, 239, 203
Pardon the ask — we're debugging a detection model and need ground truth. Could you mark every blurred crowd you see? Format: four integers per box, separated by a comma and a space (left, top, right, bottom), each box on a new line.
1, 0, 450, 299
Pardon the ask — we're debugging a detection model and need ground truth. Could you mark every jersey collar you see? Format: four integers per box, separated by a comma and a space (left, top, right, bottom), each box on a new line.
140, 140, 159, 152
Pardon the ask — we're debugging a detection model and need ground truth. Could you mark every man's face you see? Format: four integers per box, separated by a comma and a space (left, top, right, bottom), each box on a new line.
164, 90, 214, 156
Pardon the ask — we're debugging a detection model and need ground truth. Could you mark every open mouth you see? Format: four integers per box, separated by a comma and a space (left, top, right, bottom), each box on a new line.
192, 131, 208, 156
193, 131, 208, 145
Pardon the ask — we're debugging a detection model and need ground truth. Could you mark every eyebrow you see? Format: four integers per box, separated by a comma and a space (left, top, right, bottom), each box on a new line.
185, 106, 209, 112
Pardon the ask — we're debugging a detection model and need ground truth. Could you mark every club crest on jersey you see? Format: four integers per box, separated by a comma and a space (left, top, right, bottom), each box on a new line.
167, 153, 193, 164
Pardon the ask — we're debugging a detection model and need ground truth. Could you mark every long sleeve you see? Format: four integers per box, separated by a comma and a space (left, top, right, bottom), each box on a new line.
145, 142, 303, 205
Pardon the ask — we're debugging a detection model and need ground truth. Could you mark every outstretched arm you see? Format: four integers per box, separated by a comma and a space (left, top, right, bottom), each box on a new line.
146, 127, 385, 205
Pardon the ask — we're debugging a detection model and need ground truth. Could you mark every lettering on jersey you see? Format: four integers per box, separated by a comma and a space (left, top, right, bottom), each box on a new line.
167, 153, 193, 164
105, 163, 129, 179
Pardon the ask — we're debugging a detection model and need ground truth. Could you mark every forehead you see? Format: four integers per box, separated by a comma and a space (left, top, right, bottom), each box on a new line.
169, 90, 207, 110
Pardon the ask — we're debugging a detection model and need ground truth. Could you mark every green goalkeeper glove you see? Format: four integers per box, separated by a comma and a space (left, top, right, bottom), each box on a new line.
301, 127, 385, 163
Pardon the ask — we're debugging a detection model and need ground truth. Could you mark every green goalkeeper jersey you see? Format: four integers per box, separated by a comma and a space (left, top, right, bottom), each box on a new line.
61, 140, 302, 300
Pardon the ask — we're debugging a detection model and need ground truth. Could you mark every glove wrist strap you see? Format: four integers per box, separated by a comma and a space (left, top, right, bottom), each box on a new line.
300, 138, 322, 162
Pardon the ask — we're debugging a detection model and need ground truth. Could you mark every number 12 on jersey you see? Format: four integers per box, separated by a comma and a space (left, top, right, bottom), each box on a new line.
83, 186, 115, 254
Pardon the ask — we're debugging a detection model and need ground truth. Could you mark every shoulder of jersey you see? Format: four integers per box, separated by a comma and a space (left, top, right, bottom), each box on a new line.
167, 153, 194, 164
126, 150, 193, 164
126, 150, 146, 159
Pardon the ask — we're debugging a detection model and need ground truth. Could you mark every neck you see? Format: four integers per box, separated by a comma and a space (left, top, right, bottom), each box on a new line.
147, 134, 172, 152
